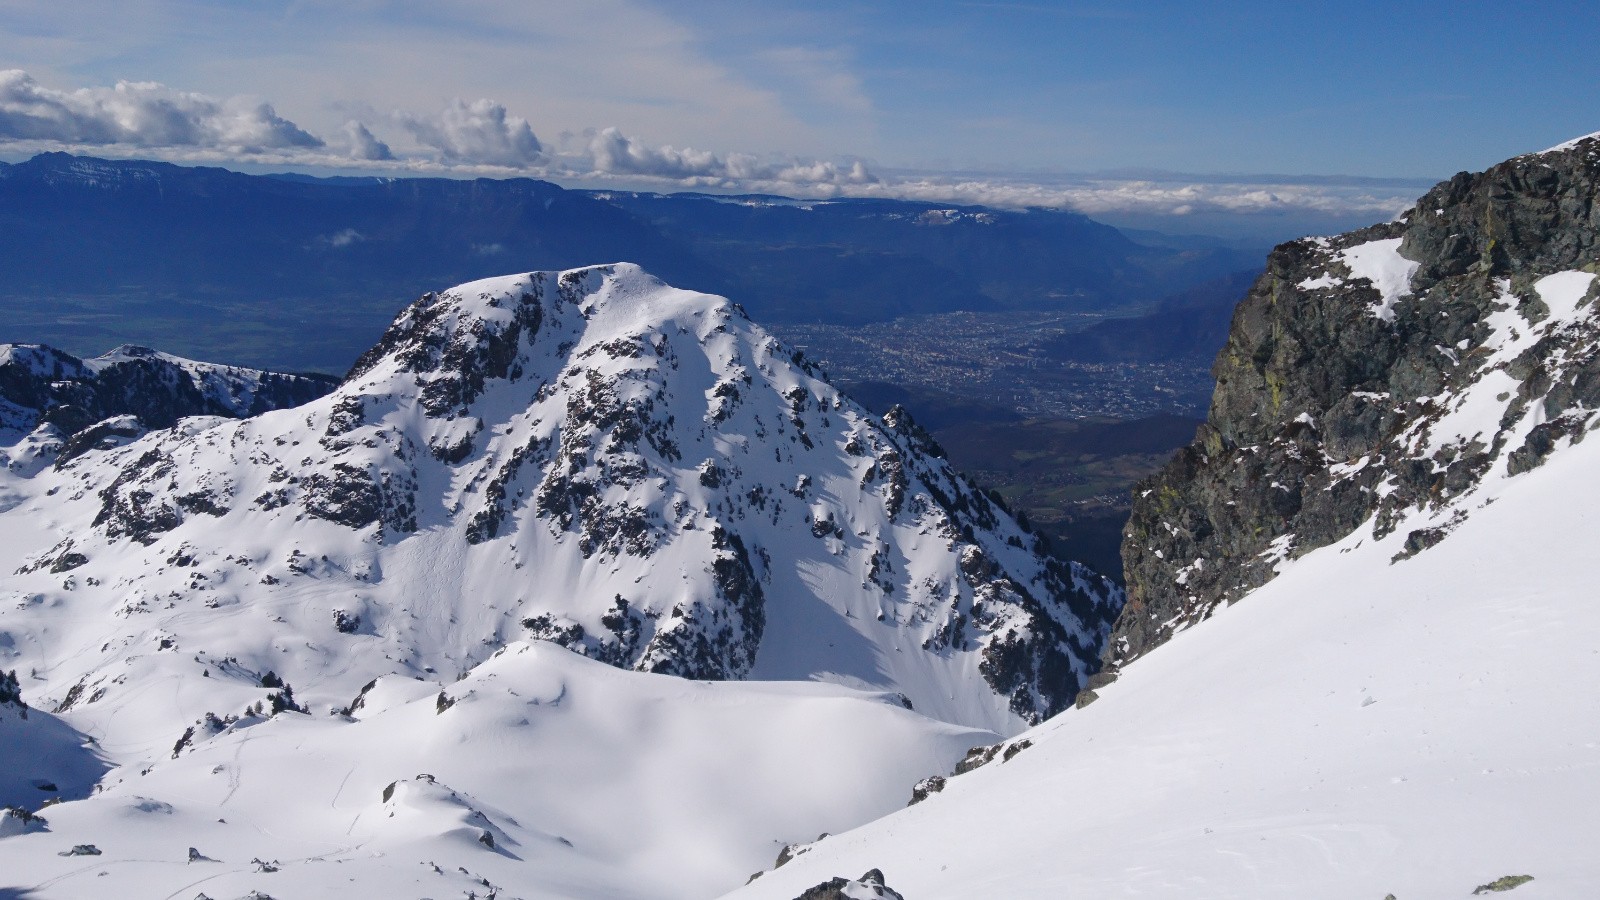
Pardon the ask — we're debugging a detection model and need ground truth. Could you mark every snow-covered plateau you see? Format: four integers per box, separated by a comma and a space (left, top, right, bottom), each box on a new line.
2, 641, 989, 898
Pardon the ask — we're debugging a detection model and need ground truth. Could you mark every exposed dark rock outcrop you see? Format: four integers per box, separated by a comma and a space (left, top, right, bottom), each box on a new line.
0, 669, 24, 712
1473, 874, 1536, 894
0, 343, 337, 471
908, 774, 945, 805
1112, 134, 1600, 671
793, 868, 905, 900
0, 805, 49, 836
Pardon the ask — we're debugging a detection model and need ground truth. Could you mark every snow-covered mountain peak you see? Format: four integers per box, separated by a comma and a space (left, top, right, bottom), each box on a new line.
344, 262, 765, 422
1, 264, 1119, 741
81, 344, 230, 375
89, 343, 166, 363
1534, 129, 1600, 157
434, 263, 699, 330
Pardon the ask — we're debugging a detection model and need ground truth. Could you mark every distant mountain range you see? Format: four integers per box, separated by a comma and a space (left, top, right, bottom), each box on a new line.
0, 152, 1262, 373
1044, 269, 1262, 366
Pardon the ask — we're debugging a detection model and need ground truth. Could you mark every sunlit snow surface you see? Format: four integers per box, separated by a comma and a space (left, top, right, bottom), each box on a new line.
726, 403, 1600, 899
0, 644, 987, 898
1537, 130, 1600, 155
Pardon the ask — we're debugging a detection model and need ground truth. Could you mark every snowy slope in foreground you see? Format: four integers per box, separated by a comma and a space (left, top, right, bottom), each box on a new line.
0, 643, 990, 899
728, 412, 1600, 898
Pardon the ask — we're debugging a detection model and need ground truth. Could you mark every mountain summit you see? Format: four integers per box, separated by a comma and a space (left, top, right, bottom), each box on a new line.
4, 263, 1118, 737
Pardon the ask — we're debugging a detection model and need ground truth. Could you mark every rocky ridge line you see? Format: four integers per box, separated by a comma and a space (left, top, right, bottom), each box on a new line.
1, 343, 338, 473
1108, 134, 1600, 673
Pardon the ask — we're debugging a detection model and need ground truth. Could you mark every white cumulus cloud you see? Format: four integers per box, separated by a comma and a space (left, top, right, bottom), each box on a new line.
580, 126, 875, 188
834, 173, 1421, 219
399, 98, 543, 167
322, 228, 364, 248
0, 69, 321, 151
344, 120, 394, 161
0, 71, 1423, 224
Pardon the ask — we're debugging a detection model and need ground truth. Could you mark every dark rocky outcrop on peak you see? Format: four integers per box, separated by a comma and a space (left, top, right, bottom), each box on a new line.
0, 670, 23, 710
1110, 134, 1600, 671
1, 343, 337, 470
792, 869, 905, 900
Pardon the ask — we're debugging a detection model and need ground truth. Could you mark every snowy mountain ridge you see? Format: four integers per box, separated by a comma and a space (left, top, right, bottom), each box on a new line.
2, 263, 1117, 736
0, 341, 338, 475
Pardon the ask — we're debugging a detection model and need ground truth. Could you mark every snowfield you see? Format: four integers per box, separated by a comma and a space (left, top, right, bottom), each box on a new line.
0, 643, 990, 898
726, 396, 1600, 900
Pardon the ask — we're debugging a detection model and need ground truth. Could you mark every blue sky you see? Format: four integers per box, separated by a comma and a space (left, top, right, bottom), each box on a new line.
658, 0, 1600, 175
1, 0, 1595, 226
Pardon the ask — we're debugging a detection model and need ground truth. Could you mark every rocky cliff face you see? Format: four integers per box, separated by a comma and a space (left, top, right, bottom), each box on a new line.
1110, 134, 1600, 671
0, 343, 338, 473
